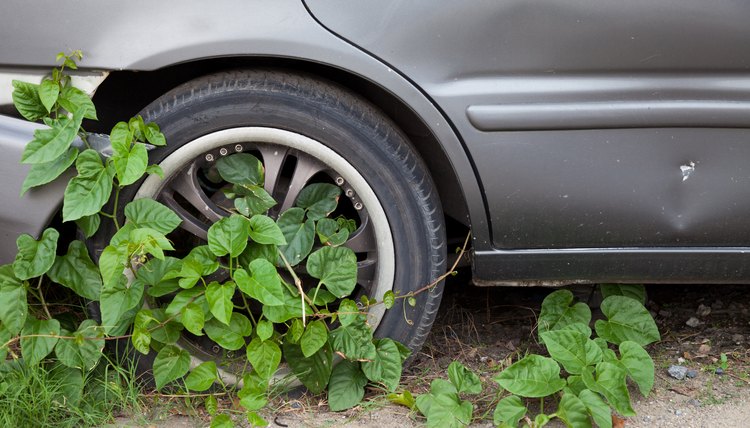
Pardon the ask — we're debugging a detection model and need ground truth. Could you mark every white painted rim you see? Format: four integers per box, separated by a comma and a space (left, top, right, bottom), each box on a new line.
134, 127, 395, 385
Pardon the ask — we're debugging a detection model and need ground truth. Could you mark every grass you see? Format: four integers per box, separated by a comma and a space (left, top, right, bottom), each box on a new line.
0, 355, 142, 427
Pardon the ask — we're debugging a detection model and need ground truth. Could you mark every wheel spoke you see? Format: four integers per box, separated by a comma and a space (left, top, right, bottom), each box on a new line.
278, 155, 327, 213
357, 259, 377, 291
159, 193, 209, 241
345, 214, 377, 253
168, 162, 226, 223
257, 145, 289, 197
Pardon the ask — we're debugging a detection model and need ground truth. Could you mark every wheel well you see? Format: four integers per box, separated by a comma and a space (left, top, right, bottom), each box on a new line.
89, 57, 470, 237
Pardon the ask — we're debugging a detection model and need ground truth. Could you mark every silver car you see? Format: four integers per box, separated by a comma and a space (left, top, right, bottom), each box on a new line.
2, 0, 750, 358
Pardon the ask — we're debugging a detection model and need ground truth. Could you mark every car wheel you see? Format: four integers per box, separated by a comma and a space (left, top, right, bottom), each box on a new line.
94, 70, 446, 382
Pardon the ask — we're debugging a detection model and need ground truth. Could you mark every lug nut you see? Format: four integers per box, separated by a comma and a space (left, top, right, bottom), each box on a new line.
354, 202, 363, 210
335, 177, 345, 185
345, 189, 354, 197
205, 154, 214, 162
235, 144, 243, 152
219, 148, 228, 156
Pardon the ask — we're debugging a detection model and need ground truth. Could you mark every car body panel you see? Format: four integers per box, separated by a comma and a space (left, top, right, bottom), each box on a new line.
2, 0, 750, 284
305, 0, 750, 251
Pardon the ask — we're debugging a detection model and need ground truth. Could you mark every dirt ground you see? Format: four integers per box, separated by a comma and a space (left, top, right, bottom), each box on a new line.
112, 277, 750, 427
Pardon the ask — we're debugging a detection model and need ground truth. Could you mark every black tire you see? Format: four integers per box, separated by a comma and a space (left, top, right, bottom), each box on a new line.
94, 69, 446, 376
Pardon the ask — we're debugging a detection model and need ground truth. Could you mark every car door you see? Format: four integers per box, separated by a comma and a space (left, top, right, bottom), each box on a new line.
306, 0, 750, 253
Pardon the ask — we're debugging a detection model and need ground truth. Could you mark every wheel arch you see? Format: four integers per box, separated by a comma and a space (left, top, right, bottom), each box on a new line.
90, 56, 473, 233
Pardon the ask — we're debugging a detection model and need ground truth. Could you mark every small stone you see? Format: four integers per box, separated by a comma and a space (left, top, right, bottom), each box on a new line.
686, 369, 698, 379
677, 357, 686, 364
668, 365, 689, 380
688, 399, 702, 407
686, 317, 702, 327
732, 334, 744, 343
698, 344, 711, 354
674, 409, 684, 416
715, 368, 725, 375
696, 304, 711, 317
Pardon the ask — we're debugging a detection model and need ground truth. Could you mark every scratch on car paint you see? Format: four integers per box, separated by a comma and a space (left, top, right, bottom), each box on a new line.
680, 161, 696, 181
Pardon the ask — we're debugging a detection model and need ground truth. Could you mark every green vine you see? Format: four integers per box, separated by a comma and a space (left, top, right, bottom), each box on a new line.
0, 52, 435, 427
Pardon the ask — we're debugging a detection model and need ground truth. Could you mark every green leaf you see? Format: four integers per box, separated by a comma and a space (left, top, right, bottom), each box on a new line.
329, 319, 376, 361
62, 150, 114, 222
75, 213, 101, 238
0, 265, 27, 335
246, 337, 281, 380
148, 308, 184, 345
316, 218, 350, 247
186, 361, 218, 391
205, 395, 218, 415
246, 411, 267, 427
217, 153, 264, 186
616, 341, 655, 396
54, 319, 104, 371
153, 345, 191, 390
277, 208, 315, 266
178, 246, 219, 289
22, 109, 84, 164
383, 291, 395, 310
49, 364, 84, 407
387, 390, 416, 410
210, 414, 233, 428
146, 164, 164, 178
295, 183, 340, 220
261, 286, 311, 323
362, 338, 402, 392
208, 215, 249, 257
582, 362, 635, 417
307, 246, 357, 298
164, 287, 208, 320
21, 147, 77, 195
47, 240, 102, 300
21, 317, 60, 365
247, 215, 286, 245
540, 329, 603, 375
125, 199, 182, 235
416, 380, 473, 428
234, 185, 276, 217
300, 320, 328, 358
100, 275, 144, 334
557, 392, 592, 428
144, 122, 166, 146
113, 141, 148, 186
493, 355, 566, 398
537, 290, 591, 339
600, 284, 646, 305
38, 79, 59, 113
58, 86, 96, 120
283, 340, 333, 394
131, 327, 151, 355
13, 228, 58, 280
578, 389, 613, 428
336, 298, 362, 327
12, 80, 47, 121
595, 296, 660, 346
0, 325, 11, 361
448, 361, 482, 394
560, 322, 593, 338
182, 303, 206, 336
493, 395, 527, 427
129, 227, 174, 260
235, 261, 284, 306
203, 313, 252, 351
239, 242, 277, 267
328, 360, 367, 411
567, 375, 586, 395
206, 281, 236, 325
256, 320, 274, 341
138, 257, 182, 297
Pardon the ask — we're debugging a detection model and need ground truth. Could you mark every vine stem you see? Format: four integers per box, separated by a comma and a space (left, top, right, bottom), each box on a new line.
277, 250, 313, 326
35, 276, 52, 320
404, 231, 472, 300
